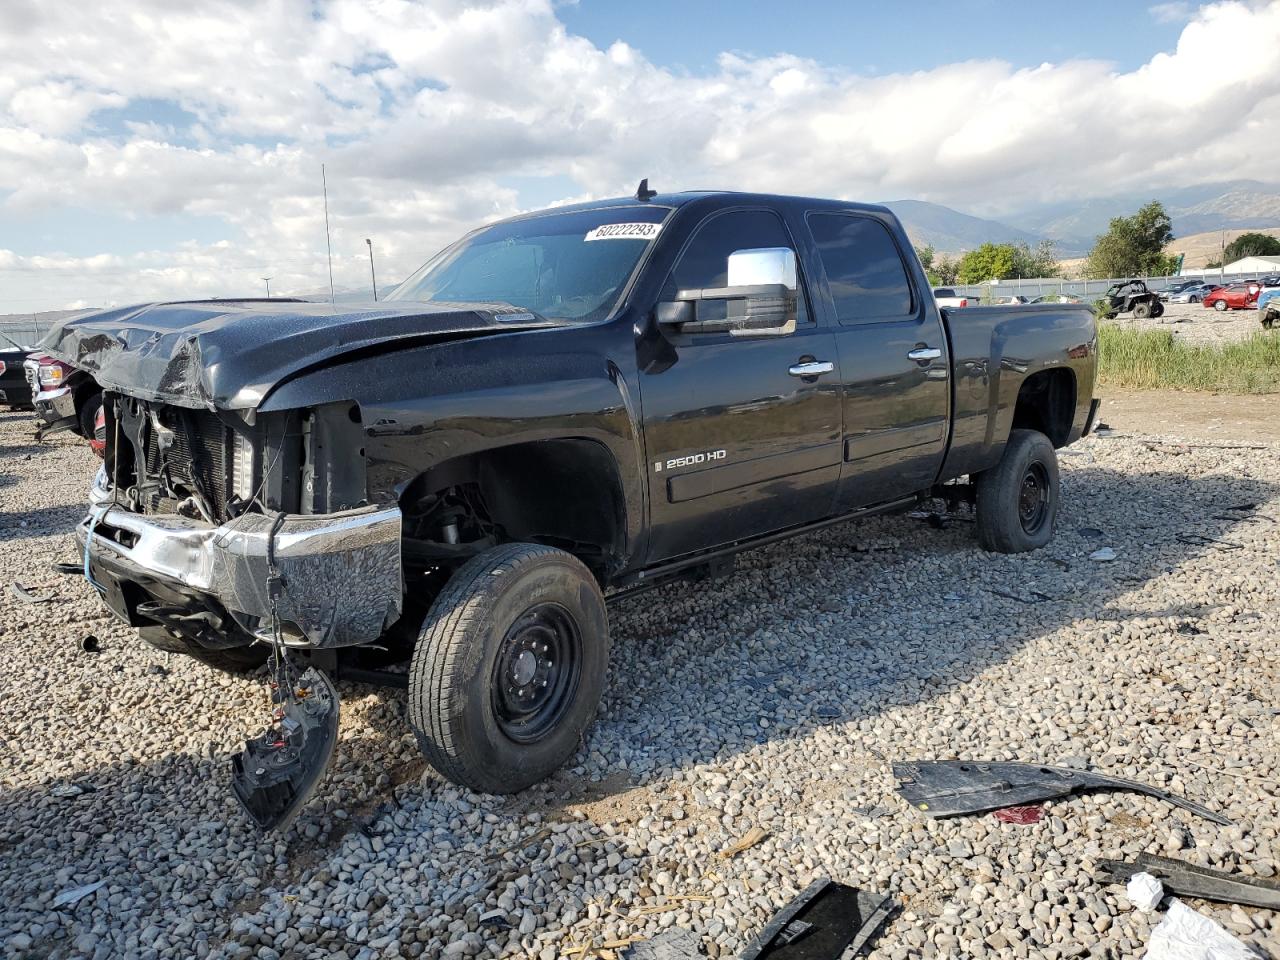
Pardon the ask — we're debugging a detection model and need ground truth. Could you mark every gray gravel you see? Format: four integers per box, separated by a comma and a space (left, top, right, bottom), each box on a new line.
2, 409, 1279, 959
1120, 300, 1265, 344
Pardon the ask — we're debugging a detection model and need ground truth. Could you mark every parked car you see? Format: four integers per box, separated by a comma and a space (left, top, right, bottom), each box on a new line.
1030, 293, 1084, 304
0, 331, 36, 409
1203, 282, 1260, 311
24, 352, 104, 447
992, 295, 1029, 306
1167, 282, 1217, 304
1099, 280, 1164, 319
932, 287, 976, 308
48, 188, 1099, 829
1159, 279, 1202, 301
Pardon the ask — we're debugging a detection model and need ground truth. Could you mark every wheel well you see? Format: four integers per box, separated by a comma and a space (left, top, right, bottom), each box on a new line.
399, 439, 627, 580
1011, 369, 1075, 448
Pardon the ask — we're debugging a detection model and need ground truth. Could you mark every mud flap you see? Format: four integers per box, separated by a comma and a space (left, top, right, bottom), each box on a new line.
739, 878, 895, 959
231, 667, 339, 832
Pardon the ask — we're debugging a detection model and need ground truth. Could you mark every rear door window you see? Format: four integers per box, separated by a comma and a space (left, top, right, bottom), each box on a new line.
807, 214, 915, 322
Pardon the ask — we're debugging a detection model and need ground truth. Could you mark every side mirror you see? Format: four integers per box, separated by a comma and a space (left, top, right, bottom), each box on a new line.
657, 247, 798, 336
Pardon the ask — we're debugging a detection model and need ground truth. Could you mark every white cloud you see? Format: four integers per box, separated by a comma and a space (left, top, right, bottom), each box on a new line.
1150, 2, 1195, 23
2, 0, 1279, 310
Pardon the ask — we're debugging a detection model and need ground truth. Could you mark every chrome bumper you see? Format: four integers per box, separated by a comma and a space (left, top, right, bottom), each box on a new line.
76, 499, 403, 648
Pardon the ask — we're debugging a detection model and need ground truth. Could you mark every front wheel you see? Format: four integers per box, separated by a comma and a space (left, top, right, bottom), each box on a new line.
409, 543, 609, 794
1213, 299, 1228, 311
1189, 295, 1201, 304
1132, 301, 1152, 319
975, 429, 1060, 554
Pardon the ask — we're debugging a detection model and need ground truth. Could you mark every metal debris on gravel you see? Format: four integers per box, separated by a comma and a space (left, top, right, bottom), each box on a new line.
1, 410, 1279, 959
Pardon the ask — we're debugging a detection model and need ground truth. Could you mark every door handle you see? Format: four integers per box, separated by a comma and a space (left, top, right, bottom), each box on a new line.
907, 347, 942, 362
788, 360, 835, 378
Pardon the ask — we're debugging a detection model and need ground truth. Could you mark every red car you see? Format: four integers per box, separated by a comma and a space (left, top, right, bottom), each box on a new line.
1203, 282, 1260, 311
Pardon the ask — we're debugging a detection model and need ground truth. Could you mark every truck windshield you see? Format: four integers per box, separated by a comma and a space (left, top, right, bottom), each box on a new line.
388, 206, 671, 322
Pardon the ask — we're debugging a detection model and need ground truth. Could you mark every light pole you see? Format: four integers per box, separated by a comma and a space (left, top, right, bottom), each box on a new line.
261, 277, 272, 297
366, 238, 378, 301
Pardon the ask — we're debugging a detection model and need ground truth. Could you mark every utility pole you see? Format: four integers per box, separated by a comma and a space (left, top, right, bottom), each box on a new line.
261, 277, 272, 297
366, 238, 378, 301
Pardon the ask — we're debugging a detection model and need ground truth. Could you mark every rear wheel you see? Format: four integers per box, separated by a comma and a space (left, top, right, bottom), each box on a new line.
975, 429, 1060, 554
409, 543, 609, 794
1189, 295, 1201, 304
1213, 299, 1228, 311
1151, 301, 1164, 318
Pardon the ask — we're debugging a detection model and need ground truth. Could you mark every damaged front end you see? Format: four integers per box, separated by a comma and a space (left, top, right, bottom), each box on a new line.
76, 392, 404, 830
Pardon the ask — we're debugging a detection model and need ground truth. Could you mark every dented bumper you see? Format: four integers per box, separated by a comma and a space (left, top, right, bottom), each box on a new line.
76, 501, 403, 648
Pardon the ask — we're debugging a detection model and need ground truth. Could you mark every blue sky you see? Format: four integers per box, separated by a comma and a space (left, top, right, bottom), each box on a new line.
1, 0, 1276, 311
559, 0, 1189, 74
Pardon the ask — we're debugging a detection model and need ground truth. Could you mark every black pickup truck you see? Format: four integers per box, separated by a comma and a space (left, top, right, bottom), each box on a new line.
46, 188, 1098, 828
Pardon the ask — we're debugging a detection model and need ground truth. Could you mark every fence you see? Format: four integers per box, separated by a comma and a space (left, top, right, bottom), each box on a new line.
947, 270, 1268, 302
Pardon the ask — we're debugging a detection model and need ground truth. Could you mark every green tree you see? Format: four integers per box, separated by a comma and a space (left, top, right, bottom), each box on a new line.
1222, 232, 1280, 262
1084, 201, 1178, 279
1011, 239, 1060, 278
915, 244, 960, 286
957, 243, 1018, 283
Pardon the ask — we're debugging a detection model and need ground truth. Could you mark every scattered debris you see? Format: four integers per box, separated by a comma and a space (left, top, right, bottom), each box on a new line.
563, 938, 642, 959
1078, 527, 1105, 539
738, 878, 894, 960
1098, 853, 1280, 910
989, 588, 1056, 604
478, 908, 509, 930
993, 804, 1044, 825
146, 663, 169, 677
1176, 534, 1243, 551
79, 635, 101, 654
813, 704, 842, 723
1089, 547, 1118, 562
1127, 871, 1166, 912
10, 581, 52, 604
230, 666, 340, 832
621, 929, 701, 959
719, 826, 769, 860
891, 761, 1230, 825
49, 783, 94, 799
52, 879, 106, 908
1145, 900, 1264, 960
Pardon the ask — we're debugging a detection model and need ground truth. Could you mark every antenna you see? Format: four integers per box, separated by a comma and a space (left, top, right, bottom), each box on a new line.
322, 163, 335, 305
635, 178, 656, 201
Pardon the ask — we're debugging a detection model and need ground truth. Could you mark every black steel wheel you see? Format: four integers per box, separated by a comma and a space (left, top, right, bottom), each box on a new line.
975, 429, 1060, 553
1017, 461, 1051, 536
409, 542, 609, 794
491, 602, 582, 744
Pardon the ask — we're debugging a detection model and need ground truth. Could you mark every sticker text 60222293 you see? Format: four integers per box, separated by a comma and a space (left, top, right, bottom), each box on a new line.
584, 222, 662, 242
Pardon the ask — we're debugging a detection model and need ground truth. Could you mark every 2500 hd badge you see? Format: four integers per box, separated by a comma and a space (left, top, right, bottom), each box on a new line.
45, 183, 1098, 830
655, 448, 727, 471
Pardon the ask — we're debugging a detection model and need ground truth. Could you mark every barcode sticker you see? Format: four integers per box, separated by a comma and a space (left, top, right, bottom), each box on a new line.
584, 222, 662, 242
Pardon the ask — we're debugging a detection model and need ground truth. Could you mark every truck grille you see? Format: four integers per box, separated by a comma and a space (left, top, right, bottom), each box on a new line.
143, 410, 231, 519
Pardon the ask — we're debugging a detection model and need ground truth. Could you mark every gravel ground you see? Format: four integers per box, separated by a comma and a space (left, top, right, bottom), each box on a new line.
1120, 300, 1266, 344
2, 409, 1279, 960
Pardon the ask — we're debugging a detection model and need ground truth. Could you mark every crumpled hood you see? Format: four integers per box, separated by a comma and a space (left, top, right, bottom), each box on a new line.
40, 299, 565, 410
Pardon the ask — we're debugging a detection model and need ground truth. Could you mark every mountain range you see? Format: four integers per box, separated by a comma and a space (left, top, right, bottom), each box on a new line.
883, 180, 1280, 259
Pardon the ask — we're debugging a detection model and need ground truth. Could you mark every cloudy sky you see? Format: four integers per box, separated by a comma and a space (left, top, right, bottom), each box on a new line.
2, 0, 1278, 311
